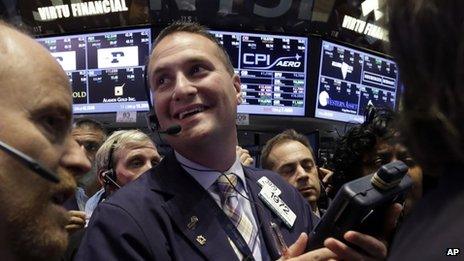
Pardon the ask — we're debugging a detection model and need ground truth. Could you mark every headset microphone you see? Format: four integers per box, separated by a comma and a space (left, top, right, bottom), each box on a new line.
102, 170, 121, 189
159, 125, 182, 135
0, 140, 60, 183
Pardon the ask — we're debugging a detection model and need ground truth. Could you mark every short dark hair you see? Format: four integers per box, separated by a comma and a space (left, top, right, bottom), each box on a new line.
151, 21, 234, 75
388, 0, 464, 173
261, 129, 316, 170
73, 118, 107, 136
330, 107, 396, 197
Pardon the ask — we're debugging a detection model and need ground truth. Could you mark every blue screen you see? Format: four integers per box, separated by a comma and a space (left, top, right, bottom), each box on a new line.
36, 28, 151, 114
314, 40, 399, 123
211, 30, 309, 116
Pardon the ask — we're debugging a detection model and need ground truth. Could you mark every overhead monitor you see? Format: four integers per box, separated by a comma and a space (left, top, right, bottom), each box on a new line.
36, 27, 151, 114
314, 40, 399, 123
211, 30, 309, 116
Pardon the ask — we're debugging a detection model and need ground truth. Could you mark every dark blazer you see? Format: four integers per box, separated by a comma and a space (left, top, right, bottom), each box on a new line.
76, 153, 315, 260
63, 195, 79, 211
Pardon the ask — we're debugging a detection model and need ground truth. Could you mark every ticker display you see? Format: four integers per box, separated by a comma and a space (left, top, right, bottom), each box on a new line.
315, 40, 399, 123
211, 30, 308, 116
37, 28, 151, 114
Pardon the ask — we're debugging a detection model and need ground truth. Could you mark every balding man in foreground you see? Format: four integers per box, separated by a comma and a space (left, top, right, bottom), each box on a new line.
0, 21, 80, 260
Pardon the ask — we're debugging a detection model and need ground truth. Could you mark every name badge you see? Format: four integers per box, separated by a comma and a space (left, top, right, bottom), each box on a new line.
257, 176, 281, 195
258, 185, 296, 228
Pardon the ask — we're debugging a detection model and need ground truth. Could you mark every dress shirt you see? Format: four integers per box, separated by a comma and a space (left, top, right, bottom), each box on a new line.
175, 151, 266, 260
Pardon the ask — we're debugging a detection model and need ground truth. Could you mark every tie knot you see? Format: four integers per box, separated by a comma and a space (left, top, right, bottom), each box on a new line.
217, 173, 238, 186
216, 173, 238, 200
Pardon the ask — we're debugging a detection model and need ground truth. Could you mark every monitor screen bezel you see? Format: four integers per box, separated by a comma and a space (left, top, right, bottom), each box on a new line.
309, 36, 400, 124
35, 25, 154, 115
151, 26, 312, 118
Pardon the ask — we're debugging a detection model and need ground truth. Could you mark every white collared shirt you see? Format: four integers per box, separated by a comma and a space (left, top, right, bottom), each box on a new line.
175, 151, 265, 260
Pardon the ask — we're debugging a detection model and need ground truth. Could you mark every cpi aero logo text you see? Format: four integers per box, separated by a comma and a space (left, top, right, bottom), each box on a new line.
243, 53, 302, 69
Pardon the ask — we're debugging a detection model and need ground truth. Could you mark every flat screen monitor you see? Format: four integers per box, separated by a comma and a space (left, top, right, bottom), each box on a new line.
36, 27, 151, 114
314, 40, 399, 123
210, 30, 309, 116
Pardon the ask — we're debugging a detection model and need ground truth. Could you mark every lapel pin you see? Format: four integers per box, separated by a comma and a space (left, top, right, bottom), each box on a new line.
187, 216, 199, 230
196, 235, 206, 245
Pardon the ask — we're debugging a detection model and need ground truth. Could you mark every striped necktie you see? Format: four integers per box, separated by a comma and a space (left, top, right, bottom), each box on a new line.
216, 173, 255, 259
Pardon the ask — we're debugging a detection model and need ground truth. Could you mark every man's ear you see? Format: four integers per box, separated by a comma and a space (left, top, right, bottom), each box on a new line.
97, 169, 106, 187
232, 74, 242, 104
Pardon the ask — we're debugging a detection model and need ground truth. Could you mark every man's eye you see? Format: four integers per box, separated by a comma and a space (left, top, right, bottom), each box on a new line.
280, 167, 294, 176
83, 142, 99, 153
153, 76, 168, 89
129, 160, 144, 168
190, 65, 205, 75
403, 157, 417, 167
303, 164, 314, 171
374, 157, 386, 166
41, 115, 67, 141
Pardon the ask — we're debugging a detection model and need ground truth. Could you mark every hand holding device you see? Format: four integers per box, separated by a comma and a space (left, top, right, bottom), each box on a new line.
308, 161, 412, 250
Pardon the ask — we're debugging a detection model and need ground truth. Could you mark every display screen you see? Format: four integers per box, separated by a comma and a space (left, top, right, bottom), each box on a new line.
36, 28, 151, 114
211, 30, 308, 116
315, 40, 399, 123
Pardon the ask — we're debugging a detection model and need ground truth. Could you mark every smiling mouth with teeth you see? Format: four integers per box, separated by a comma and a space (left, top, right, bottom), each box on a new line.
178, 106, 205, 120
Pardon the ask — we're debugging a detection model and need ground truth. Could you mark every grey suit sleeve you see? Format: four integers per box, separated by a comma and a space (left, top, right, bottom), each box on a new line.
75, 202, 159, 261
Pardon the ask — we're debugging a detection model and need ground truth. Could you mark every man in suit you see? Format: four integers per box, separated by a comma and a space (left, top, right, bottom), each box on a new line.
77, 21, 392, 260
261, 129, 331, 218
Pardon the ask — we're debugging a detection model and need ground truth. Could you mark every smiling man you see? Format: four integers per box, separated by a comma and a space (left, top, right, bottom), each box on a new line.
0, 21, 81, 260
77, 21, 394, 261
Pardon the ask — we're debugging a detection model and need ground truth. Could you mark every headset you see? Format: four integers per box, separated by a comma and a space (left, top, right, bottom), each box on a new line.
144, 62, 159, 133
0, 140, 60, 183
101, 139, 121, 189
144, 62, 182, 136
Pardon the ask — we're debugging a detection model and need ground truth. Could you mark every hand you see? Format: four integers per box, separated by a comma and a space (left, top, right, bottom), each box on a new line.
319, 168, 333, 185
318, 167, 334, 194
323, 203, 403, 260
236, 146, 254, 166
278, 233, 337, 261
66, 210, 86, 234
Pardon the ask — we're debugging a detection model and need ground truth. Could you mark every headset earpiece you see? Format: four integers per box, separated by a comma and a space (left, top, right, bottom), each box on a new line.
143, 62, 160, 133
146, 109, 159, 133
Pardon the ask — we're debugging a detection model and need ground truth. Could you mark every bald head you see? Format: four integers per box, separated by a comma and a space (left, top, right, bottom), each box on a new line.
0, 22, 68, 86
0, 21, 76, 260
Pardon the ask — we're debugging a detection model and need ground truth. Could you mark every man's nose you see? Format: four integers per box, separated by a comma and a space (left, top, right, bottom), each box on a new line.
172, 73, 197, 101
295, 165, 309, 181
61, 139, 92, 179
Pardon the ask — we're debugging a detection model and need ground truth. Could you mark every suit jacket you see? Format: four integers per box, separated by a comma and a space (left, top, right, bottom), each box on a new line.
63, 195, 79, 211
76, 152, 315, 260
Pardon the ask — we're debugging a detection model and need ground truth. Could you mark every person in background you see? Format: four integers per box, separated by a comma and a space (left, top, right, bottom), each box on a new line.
261, 129, 331, 218
0, 20, 79, 260
62, 129, 162, 261
236, 145, 254, 166
62, 139, 92, 234
331, 106, 423, 215
63, 118, 107, 211
84, 129, 162, 220
387, 1, 464, 259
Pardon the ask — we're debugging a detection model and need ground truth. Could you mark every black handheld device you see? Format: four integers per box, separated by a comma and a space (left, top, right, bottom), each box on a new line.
308, 161, 413, 250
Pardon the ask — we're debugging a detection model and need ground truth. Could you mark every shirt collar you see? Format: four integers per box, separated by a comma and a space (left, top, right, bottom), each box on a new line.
174, 151, 247, 190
